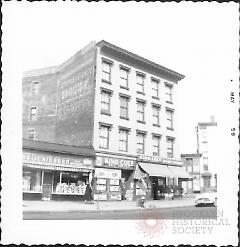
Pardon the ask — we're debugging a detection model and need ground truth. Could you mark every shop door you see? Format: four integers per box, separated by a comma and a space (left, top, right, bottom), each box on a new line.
42, 172, 52, 200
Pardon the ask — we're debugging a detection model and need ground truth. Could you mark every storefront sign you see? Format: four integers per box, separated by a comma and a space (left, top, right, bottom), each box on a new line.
138, 155, 183, 166
23, 152, 94, 170
95, 168, 121, 179
96, 156, 135, 170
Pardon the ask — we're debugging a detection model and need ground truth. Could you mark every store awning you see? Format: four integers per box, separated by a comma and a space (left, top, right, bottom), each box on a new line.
168, 166, 192, 179
138, 162, 174, 177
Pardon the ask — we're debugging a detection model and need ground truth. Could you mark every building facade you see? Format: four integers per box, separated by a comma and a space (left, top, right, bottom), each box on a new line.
196, 116, 217, 192
22, 40, 189, 200
181, 153, 202, 193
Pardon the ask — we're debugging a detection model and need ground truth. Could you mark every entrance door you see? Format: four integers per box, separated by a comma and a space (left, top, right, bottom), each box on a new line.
151, 177, 166, 200
42, 171, 52, 200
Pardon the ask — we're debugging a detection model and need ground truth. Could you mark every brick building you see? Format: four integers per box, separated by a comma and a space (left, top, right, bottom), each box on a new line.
22, 40, 190, 201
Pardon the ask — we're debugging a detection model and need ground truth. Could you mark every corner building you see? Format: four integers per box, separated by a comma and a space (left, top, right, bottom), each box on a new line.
23, 40, 188, 201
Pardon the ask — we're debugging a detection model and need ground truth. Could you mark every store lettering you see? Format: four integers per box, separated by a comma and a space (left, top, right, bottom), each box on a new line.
99, 156, 135, 169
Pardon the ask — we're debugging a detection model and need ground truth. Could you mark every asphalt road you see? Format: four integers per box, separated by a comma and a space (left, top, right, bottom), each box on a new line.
23, 206, 217, 220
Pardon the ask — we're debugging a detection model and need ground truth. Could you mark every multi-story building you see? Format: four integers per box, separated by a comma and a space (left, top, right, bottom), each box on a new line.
196, 116, 217, 192
22, 40, 188, 200
181, 153, 202, 194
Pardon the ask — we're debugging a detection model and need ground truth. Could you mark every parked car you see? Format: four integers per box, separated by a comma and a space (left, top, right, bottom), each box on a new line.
195, 188, 217, 207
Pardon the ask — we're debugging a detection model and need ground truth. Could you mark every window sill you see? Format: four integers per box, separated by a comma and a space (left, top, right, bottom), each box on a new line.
152, 96, 160, 100
120, 116, 129, 120
167, 127, 174, 131
102, 79, 112, 85
120, 86, 129, 90
137, 91, 145, 95
137, 120, 146, 124
153, 124, 161, 127
101, 111, 111, 116
166, 100, 173, 104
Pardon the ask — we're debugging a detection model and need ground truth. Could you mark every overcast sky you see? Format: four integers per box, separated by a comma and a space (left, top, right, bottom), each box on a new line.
3, 2, 238, 153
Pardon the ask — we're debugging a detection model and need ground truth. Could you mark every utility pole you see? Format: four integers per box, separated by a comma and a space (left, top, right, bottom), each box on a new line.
195, 125, 199, 154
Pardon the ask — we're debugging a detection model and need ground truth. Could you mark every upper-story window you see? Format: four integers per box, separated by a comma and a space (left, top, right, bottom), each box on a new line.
32, 81, 39, 94
120, 67, 129, 89
151, 78, 159, 98
120, 95, 130, 119
166, 137, 174, 158
165, 83, 173, 103
119, 128, 129, 152
101, 88, 112, 115
102, 59, 112, 83
152, 104, 160, 126
137, 100, 145, 123
99, 124, 111, 149
152, 134, 161, 156
166, 108, 174, 130
29, 107, 37, 121
136, 73, 145, 94
137, 131, 146, 154
28, 129, 36, 140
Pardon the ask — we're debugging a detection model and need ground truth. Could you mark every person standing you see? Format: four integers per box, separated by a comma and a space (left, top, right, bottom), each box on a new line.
84, 183, 93, 204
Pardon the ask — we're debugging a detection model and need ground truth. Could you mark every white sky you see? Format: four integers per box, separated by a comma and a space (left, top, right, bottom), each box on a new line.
3, 2, 238, 154
1, 2, 239, 245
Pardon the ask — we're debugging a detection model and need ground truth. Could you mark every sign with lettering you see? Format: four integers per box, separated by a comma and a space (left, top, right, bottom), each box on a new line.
94, 167, 121, 179
138, 155, 183, 166
96, 156, 135, 170
23, 152, 94, 170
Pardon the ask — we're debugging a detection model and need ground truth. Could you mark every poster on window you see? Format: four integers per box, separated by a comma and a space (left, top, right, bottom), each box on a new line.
109, 179, 119, 185
110, 186, 119, 192
108, 169, 121, 179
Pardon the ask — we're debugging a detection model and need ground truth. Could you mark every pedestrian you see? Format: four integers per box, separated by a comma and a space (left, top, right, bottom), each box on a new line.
180, 187, 183, 199
84, 183, 93, 204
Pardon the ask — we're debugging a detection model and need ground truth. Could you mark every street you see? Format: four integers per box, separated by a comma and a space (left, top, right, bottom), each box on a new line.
23, 206, 217, 220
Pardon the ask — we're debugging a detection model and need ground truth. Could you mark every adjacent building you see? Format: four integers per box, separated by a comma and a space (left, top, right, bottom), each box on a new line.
22, 40, 189, 201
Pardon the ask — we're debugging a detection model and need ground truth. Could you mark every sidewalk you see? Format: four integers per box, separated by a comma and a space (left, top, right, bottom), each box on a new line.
23, 195, 195, 213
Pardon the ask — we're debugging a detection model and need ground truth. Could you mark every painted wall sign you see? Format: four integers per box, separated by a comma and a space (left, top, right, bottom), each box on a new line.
138, 155, 183, 166
23, 152, 94, 169
96, 156, 135, 170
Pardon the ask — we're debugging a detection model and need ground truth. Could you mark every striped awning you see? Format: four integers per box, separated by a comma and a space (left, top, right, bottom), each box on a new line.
23, 162, 93, 173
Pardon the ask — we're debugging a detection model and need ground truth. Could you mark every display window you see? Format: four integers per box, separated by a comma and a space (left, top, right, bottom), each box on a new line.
23, 168, 42, 192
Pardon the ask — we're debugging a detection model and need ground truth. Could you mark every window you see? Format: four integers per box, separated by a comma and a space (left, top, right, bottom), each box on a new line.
165, 84, 173, 103
136, 74, 144, 94
29, 107, 37, 121
137, 133, 145, 154
152, 106, 160, 126
167, 138, 174, 158
203, 164, 208, 171
120, 68, 129, 88
119, 129, 128, 152
99, 125, 110, 149
102, 61, 112, 83
28, 129, 36, 140
32, 81, 39, 94
166, 109, 174, 129
152, 79, 159, 98
120, 96, 129, 119
152, 135, 160, 156
137, 101, 145, 122
101, 90, 111, 115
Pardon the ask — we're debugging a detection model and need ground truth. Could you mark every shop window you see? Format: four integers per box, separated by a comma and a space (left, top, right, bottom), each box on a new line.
137, 101, 145, 123
119, 129, 128, 152
152, 78, 159, 98
152, 135, 160, 156
101, 90, 112, 115
102, 60, 112, 83
120, 67, 129, 88
152, 105, 160, 126
29, 107, 37, 121
137, 132, 145, 154
23, 169, 42, 192
167, 137, 174, 158
136, 73, 145, 94
120, 96, 129, 119
166, 109, 174, 130
99, 125, 110, 149
165, 83, 173, 103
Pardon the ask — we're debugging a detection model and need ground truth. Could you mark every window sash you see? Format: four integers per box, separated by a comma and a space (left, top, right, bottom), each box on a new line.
167, 139, 174, 158
137, 75, 144, 93
120, 97, 128, 118
28, 130, 36, 140
153, 107, 160, 125
137, 102, 144, 121
101, 92, 110, 112
30, 107, 37, 121
166, 110, 173, 128
152, 136, 160, 156
99, 126, 109, 149
166, 85, 172, 102
152, 81, 159, 97
120, 69, 128, 88
119, 130, 128, 151
102, 62, 111, 82
137, 134, 145, 154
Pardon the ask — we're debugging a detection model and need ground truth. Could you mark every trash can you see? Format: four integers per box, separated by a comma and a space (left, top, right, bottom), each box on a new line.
137, 196, 146, 208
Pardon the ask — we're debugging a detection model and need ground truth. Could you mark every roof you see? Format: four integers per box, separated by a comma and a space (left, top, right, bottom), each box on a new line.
22, 139, 95, 157
181, 153, 202, 158
97, 40, 185, 81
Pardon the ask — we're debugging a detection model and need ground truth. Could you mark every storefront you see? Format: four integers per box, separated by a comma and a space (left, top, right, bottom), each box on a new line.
93, 154, 136, 201
22, 140, 95, 200
137, 155, 191, 200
